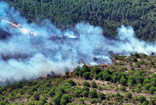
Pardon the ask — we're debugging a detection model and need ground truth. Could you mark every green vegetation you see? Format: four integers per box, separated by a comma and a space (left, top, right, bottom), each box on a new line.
1, 53, 156, 104
1, 0, 156, 41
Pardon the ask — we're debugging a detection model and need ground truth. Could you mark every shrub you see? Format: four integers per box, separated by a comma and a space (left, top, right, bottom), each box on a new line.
89, 89, 97, 98
83, 72, 90, 79
92, 67, 101, 74
40, 96, 47, 104
67, 79, 76, 86
138, 95, 146, 103
135, 88, 141, 93
51, 86, 57, 91
53, 95, 60, 105
65, 71, 70, 76
82, 81, 90, 87
128, 75, 135, 81
143, 79, 150, 85
151, 74, 156, 78
74, 66, 81, 72
38, 101, 44, 105
142, 54, 147, 58
56, 91, 63, 98
82, 86, 89, 92
103, 72, 111, 81
125, 92, 132, 99
144, 83, 150, 90
79, 65, 90, 77
97, 72, 104, 80
136, 76, 144, 84
149, 99, 156, 105
142, 101, 148, 105
58, 87, 65, 93
135, 63, 140, 68
27, 89, 33, 95
123, 97, 128, 101
134, 53, 140, 58
114, 87, 118, 91
114, 92, 123, 100
91, 81, 97, 88
150, 61, 154, 65
62, 94, 70, 103
15, 82, 22, 88
135, 71, 142, 76
0, 101, 5, 105
128, 80, 134, 87
33, 91, 39, 100
31, 86, 37, 92
48, 89, 55, 97
120, 86, 126, 91
3, 98, 8, 103
153, 91, 156, 95
73, 71, 79, 76
27, 102, 34, 105
91, 98, 97, 104
97, 92, 105, 99
137, 83, 142, 88
131, 67, 135, 70
79, 69, 86, 77
47, 102, 52, 105
78, 98, 84, 104
18, 103, 24, 105
112, 75, 118, 83
82, 91, 88, 97
74, 90, 81, 97
149, 86, 155, 94
132, 57, 138, 62
0, 95, 5, 101
97, 86, 103, 90
82, 65, 90, 72
120, 76, 127, 86
60, 99, 66, 105
94, 73, 98, 79
45, 80, 52, 87
150, 81, 156, 87
18, 89, 24, 95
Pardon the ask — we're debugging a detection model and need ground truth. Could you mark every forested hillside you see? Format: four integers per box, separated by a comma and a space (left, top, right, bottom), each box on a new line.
1, 0, 156, 41
1, 54, 156, 104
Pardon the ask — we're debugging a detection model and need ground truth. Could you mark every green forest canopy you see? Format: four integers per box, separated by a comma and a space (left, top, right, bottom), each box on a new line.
1, 0, 156, 41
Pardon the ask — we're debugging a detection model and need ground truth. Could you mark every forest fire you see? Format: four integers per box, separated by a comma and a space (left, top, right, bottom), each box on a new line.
1, 19, 19, 28
1, 2, 156, 97
82, 62, 91, 67
82, 62, 86, 65
0, 19, 78, 38
1, 19, 34, 35
102, 62, 105, 66
68, 70, 72, 76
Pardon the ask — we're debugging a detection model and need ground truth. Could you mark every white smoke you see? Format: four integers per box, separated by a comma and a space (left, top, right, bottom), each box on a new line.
0, 1, 155, 81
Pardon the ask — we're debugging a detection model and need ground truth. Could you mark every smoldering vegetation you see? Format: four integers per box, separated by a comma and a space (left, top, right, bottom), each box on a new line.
0, 1, 156, 82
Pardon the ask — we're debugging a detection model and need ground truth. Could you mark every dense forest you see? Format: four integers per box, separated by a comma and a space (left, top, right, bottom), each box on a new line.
1, 0, 156, 41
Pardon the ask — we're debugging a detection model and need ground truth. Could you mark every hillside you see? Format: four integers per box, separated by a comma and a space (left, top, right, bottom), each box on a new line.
1, 0, 156, 41
1, 53, 156, 105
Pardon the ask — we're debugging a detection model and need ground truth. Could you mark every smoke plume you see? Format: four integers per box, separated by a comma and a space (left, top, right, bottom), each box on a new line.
0, 1, 155, 82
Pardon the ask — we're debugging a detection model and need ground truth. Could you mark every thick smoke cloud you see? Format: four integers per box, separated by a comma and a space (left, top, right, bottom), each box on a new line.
0, 1, 155, 81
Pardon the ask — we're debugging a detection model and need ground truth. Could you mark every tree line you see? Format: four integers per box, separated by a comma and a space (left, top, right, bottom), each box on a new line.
1, 0, 156, 41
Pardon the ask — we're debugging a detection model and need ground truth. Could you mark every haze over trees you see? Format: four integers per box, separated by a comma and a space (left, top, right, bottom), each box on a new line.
1, 0, 156, 41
